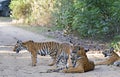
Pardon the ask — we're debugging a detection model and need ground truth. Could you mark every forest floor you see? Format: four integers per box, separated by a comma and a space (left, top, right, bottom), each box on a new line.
0, 17, 120, 77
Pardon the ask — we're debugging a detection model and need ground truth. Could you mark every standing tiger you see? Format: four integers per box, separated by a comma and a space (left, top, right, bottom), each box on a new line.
13, 40, 73, 68
95, 47, 120, 66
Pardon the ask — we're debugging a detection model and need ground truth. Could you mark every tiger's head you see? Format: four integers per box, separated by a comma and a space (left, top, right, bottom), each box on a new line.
102, 47, 114, 57
13, 40, 34, 53
71, 45, 89, 67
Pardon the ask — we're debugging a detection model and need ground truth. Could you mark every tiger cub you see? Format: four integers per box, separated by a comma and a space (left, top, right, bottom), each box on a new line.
95, 47, 120, 66
63, 46, 95, 73
13, 40, 73, 68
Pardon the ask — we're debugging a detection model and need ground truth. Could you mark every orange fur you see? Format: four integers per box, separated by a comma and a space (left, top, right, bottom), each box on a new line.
63, 46, 95, 73
95, 47, 120, 66
13, 40, 73, 67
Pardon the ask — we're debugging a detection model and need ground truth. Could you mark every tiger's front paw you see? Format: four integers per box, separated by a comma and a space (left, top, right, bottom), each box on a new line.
62, 69, 68, 73
47, 69, 54, 73
48, 63, 54, 66
47, 68, 60, 73
32, 63, 36, 66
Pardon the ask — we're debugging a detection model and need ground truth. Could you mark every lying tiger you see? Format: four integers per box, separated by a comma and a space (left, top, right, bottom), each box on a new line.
13, 40, 73, 68
95, 47, 120, 66
63, 46, 95, 73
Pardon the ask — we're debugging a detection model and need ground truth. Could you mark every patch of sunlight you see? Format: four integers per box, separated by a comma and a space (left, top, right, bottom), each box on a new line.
17, 56, 31, 59
38, 55, 51, 59
0, 50, 28, 53
0, 45, 13, 47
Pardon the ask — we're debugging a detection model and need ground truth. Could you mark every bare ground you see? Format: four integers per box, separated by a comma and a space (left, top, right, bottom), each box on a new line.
0, 20, 120, 77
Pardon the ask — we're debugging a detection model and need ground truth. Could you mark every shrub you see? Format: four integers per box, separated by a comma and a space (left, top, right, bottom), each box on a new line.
53, 0, 120, 40
9, 0, 31, 23
10, 0, 54, 25
10, 0, 120, 41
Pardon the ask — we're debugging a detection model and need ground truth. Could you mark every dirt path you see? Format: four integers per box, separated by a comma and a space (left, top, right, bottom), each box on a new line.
0, 22, 120, 77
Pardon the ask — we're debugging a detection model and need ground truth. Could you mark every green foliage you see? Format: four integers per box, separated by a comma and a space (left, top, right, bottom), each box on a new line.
29, 0, 55, 26
52, 0, 74, 31
10, 0, 54, 25
9, 0, 31, 21
53, 0, 120, 40
10, 0, 120, 41
110, 35, 120, 51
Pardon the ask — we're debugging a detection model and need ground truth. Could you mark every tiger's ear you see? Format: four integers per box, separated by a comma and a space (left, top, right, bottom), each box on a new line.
76, 45, 81, 51
110, 47, 114, 52
79, 47, 89, 52
69, 40, 77, 46
69, 40, 73, 44
85, 49, 89, 52
17, 40, 22, 44
78, 46, 81, 50
29, 40, 34, 43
